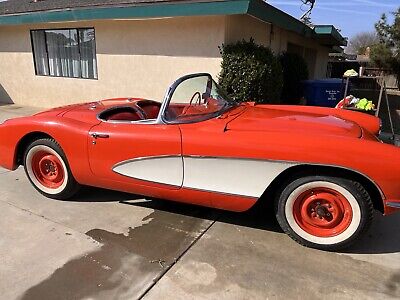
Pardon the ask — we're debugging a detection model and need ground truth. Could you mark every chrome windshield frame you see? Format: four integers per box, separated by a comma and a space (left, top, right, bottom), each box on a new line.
156, 73, 229, 125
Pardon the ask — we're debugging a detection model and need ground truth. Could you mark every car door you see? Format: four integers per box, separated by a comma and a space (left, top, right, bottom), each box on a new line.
87, 122, 183, 189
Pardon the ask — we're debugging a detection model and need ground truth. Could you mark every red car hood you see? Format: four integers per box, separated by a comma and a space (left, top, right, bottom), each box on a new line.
226, 106, 362, 138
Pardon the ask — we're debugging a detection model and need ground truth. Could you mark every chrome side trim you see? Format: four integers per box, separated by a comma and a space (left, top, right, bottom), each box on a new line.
182, 186, 258, 200
386, 202, 400, 209
112, 155, 181, 168
98, 119, 158, 125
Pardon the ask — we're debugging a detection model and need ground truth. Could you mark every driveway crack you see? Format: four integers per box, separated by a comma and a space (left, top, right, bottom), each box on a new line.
2, 200, 88, 236
138, 216, 219, 300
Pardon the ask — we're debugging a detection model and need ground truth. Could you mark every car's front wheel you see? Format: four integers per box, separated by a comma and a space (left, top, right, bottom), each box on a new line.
276, 176, 374, 251
24, 138, 80, 200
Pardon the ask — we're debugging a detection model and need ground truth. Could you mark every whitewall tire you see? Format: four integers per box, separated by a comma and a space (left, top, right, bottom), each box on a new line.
24, 139, 80, 200
276, 176, 374, 251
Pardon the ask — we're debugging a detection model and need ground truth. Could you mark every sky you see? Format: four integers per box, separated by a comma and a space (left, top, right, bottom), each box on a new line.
268, 0, 399, 39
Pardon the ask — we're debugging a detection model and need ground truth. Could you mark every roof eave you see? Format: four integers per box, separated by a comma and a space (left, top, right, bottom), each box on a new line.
0, 0, 347, 48
247, 0, 314, 37
0, 0, 250, 25
314, 25, 348, 47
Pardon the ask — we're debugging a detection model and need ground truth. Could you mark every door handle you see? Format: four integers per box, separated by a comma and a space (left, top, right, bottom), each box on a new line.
91, 133, 110, 139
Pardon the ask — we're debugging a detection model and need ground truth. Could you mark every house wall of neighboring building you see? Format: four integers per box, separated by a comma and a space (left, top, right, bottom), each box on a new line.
0, 16, 225, 107
278, 29, 330, 79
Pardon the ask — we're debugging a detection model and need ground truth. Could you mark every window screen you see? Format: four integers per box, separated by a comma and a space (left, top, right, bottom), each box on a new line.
31, 28, 98, 79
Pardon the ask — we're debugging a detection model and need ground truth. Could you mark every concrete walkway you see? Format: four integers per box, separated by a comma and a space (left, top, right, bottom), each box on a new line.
0, 104, 43, 123
0, 104, 399, 300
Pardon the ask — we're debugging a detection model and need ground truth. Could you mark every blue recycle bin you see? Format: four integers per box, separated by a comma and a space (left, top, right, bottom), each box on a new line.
303, 79, 344, 108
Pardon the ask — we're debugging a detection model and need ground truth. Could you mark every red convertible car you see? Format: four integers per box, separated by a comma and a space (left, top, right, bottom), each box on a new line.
0, 73, 399, 251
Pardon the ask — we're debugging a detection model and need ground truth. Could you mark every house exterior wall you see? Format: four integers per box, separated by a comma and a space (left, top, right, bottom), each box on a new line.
0, 14, 331, 108
225, 15, 270, 46
0, 16, 225, 107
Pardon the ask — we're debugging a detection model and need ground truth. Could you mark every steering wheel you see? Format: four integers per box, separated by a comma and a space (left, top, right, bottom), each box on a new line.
189, 92, 202, 106
182, 92, 202, 115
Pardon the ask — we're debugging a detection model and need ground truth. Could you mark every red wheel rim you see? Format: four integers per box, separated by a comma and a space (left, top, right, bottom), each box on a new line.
31, 150, 65, 189
292, 187, 353, 237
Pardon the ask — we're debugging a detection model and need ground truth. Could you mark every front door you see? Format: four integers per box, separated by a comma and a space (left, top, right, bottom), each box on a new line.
88, 122, 182, 189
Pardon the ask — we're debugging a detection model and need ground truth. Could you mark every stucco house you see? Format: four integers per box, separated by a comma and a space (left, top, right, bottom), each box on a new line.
0, 0, 346, 108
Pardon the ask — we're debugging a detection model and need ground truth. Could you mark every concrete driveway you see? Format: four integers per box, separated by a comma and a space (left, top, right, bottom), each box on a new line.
0, 104, 399, 300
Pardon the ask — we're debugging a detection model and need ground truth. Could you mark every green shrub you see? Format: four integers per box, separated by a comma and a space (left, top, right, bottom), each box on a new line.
218, 39, 283, 104
279, 52, 309, 105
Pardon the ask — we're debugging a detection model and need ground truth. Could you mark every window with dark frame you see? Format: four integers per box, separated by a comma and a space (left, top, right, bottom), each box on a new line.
30, 28, 98, 79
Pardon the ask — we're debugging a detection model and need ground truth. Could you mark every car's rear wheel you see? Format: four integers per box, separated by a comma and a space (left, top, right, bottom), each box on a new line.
24, 138, 80, 200
276, 176, 373, 251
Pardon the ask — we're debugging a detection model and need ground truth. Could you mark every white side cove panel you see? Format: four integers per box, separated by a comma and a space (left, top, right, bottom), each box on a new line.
113, 156, 183, 187
183, 157, 296, 198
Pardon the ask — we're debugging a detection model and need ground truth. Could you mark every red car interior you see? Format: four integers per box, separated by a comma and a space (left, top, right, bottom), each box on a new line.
136, 101, 162, 119
101, 107, 142, 122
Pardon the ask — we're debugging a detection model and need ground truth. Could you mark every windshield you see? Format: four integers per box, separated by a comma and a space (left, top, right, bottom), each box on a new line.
163, 74, 237, 124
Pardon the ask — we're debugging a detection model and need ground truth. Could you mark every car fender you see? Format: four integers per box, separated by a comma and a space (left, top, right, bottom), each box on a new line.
0, 116, 93, 184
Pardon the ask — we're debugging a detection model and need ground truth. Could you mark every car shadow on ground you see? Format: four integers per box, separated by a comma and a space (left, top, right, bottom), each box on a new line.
343, 212, 400, 255
70, 187, 282, 233
124, 196, 282, 234
70, 187, 400, 255
70, 186, 143, 202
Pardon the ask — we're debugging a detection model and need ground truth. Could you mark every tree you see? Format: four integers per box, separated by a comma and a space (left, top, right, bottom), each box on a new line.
369, 43, 393, 69
371, 7, 400, 88
374, 7, 400, 87
375, 8, 400, 52
346, 32, 379, 55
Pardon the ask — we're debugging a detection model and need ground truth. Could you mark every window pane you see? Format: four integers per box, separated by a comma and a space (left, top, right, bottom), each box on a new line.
46, 29, 81, 78
170, 76, 209, 104
79, 28, 98, 79
31, 31, 49, 76
30, 28, 97, 79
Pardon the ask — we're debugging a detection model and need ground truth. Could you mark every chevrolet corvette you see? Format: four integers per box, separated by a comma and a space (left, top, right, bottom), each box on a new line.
0, 73, 399, 251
